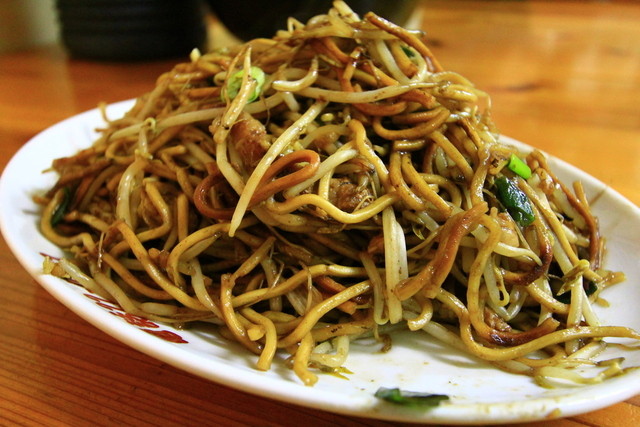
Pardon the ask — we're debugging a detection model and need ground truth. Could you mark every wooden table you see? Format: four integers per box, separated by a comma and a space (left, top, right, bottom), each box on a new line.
1, 1, 639, 425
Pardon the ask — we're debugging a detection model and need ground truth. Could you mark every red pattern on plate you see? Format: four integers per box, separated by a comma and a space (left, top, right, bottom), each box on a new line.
141, 328, 189, 343
84, 293, 188, 344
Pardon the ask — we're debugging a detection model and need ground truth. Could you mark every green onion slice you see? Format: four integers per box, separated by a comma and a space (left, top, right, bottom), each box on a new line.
225, 66, 266, 102
555, 280, 599, 304
51, 187, 72, 227
495, 176, 535, 226
374, 387, 449, 408
507, 154, 532, 179
401, 45, 416, 58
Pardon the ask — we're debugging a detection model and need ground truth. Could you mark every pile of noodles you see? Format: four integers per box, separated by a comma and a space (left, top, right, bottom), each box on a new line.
39, 1, 639, 387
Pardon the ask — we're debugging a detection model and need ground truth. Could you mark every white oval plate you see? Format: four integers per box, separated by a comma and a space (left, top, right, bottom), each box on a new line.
2, 100, 640, 424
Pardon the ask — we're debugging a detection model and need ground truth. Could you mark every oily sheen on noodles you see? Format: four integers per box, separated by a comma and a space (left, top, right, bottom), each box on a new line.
38, 1, 639, 387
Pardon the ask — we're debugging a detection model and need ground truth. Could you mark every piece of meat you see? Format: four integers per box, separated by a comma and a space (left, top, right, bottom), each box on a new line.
484, 307, 512, 332
329, 177, 372, 212
229, 113, 270, 169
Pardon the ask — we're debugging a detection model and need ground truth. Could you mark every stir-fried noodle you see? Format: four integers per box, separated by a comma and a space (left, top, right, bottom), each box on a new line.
39, 1, 639, 386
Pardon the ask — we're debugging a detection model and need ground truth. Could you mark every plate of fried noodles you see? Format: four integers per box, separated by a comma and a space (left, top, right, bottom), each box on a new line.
1, 1, 640, 424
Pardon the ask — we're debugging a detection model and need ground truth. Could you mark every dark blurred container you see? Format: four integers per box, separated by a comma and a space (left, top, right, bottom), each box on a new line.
57, 0, 208, 61
207, 0, 418, 41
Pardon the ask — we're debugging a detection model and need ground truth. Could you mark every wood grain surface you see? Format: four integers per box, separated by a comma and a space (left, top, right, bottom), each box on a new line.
1, 1, 639, 426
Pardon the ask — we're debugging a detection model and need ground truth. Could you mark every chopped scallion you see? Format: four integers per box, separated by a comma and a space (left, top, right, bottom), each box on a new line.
401, 45, 416, 58
224, 66, 265, 103
555, 280, 599, 304
495, 176, 535, 226
507, 154, 532, 179
374, 387, 449, 408
51, 187, 71, 226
